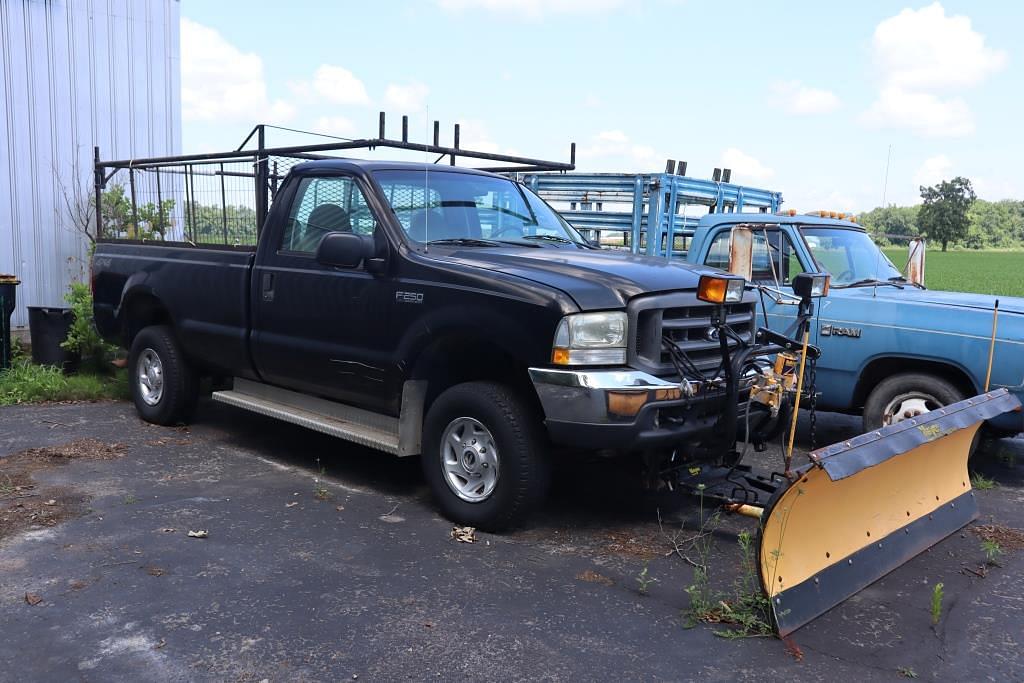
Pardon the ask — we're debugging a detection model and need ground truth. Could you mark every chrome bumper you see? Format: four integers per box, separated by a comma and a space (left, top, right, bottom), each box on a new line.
528, 367, 698, 425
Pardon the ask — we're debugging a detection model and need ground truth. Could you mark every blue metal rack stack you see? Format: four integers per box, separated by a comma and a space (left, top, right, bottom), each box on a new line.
521, 170, 782, 259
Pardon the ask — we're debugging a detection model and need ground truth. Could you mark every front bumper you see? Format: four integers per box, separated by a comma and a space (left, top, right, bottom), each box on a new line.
528, 367, 726, 450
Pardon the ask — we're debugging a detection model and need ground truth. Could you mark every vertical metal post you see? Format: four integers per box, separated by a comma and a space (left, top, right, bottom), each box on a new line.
433, 121, 439, 147
93, 146, 104, 240
645, 180, 663, 257
452, 123, 460, 166
402, 116, 408, 142
128, 167, 139, 239
665, 176, 679, 259
155, 168, 164, 237
187, 164, 196, 241
254, 125, 268, 234
220, 162, 228, 244
630, 175, 643, 253
378, 111, 386, 139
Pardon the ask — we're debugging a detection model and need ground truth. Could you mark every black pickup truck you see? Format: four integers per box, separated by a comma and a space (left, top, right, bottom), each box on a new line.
93, 157, 772, 529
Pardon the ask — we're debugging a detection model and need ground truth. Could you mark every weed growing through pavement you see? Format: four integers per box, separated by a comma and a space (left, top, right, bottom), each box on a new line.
671, 485, 773, 638
930, 583, 944, 626
123, 494, 138, 505
981, 539, 1003, 566
313, 458, 330, 501
970, 472, 997, 490
898, 666, 918, 678
636, 561, 658, 595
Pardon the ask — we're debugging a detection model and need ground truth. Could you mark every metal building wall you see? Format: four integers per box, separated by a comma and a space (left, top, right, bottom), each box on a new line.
0, 0, 181, 328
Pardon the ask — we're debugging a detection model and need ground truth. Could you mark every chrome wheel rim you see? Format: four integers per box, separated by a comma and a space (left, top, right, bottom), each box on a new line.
882, 392, 941, 426
137, 348, 165, 406
440, 417, 500, 503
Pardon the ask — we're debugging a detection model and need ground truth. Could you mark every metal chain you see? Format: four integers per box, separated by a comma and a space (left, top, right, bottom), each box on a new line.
807, 354, 818, 452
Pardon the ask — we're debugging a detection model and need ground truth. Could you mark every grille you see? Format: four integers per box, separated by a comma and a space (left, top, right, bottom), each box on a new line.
628, 292, 756, 378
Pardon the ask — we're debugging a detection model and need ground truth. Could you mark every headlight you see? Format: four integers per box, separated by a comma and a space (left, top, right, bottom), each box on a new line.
791, 272, 831, 299
551, 312, 627, 365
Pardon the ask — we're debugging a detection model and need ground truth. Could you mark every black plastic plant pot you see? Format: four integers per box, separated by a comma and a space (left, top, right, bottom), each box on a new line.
0, 277, 19, 371
27, 306, 80, 373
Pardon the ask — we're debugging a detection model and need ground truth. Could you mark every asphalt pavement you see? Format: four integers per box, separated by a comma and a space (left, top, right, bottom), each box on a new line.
1, 399, 1022, 682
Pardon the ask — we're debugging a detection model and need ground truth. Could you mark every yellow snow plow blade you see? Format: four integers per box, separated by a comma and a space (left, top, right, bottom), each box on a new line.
759, 388, 1021, 636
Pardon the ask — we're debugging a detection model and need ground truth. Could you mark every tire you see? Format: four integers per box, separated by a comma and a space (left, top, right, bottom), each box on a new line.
128, 325, 199, 426
863, 372, 965, 432
421, 381, 550, 531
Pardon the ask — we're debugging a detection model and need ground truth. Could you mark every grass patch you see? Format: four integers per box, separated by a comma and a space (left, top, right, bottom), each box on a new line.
970, 471, 998, 490
882, 248, 1024, 297
0, 360, 128, 406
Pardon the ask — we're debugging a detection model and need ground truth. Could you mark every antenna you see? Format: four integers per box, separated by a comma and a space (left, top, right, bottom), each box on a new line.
424, 107, 430, 251
881, 144, 893, 206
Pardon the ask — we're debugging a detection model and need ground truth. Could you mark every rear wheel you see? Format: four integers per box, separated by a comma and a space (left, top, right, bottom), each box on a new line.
421, 381, 550, 531
129, 325, 199, 425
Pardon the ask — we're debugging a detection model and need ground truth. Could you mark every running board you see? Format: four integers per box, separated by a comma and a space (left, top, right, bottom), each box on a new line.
212, 378, 410, 455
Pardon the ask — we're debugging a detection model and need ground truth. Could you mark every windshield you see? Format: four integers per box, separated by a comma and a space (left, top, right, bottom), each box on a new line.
801, 227, 902, 286
372, 170, 584, 246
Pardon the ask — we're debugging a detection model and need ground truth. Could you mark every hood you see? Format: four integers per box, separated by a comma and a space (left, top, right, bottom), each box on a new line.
441, 247, 716, 310
836, 285, 1024, 315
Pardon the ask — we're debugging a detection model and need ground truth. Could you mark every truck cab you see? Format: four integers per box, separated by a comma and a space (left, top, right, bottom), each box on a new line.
689, 213, 1024, 435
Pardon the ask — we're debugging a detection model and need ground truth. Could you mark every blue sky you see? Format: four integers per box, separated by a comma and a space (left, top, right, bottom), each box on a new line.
180, 1, 1021, 212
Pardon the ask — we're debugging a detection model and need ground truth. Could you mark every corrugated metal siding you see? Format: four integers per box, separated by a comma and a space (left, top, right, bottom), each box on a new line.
0, 0, 180, 328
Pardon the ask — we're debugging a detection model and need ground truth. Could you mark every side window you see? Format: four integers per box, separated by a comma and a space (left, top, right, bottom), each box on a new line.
705, 231, 731, 270
281, 176, 372, 253
705, 229, 805, 284
752, 230, 804, 285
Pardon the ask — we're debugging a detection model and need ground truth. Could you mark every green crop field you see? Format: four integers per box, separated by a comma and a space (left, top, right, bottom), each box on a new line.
881, 248, 1024, 297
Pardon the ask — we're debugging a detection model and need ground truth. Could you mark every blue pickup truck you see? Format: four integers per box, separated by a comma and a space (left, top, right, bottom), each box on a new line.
690, 213, 1024, 435
525, 171, 1024, 437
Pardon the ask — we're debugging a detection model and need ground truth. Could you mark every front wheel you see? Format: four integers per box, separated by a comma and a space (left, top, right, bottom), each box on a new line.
863, 372, 965, 432
421, 381, 550, 531
128, 325, 199, 426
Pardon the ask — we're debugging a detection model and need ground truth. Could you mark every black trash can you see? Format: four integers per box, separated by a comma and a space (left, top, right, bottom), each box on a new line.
27, 306, 80, 372
0, 276, 19, 370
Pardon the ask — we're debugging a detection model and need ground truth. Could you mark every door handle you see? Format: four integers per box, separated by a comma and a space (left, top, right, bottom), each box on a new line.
261, 272, 274, 303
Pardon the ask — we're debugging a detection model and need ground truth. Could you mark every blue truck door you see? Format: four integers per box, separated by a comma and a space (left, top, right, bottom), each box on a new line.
251, 173, 394, 412
702, 226, 809, 337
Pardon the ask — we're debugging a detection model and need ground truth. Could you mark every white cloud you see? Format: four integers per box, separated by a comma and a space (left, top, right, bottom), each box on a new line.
311, 116, 356, 138
862, 3, 1006, 137
912, 154, 953, 190
180, 18, 294, 123
862, 87, 974, 137
872, 3, 1006, 92
578, 130, 660, 171
384, 83, 430, 113
311, 65, 370, 105
719, 148, 774, 183
437, 0, 625, 18
769, 80, 840, 115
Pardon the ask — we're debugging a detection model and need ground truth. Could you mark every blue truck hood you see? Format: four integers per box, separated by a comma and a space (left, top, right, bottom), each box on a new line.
442, 247, 714, 310
836, 285, 1024, 315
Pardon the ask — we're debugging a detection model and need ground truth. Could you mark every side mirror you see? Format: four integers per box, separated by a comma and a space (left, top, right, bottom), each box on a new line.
907, 238, 926, 287
315, 232, 373, 269
791, 272, 830, 299
726, 226, 754, 281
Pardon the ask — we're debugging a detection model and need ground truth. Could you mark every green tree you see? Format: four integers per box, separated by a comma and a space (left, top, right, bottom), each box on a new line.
918, 177, 976, 251
859, 205, 920, 246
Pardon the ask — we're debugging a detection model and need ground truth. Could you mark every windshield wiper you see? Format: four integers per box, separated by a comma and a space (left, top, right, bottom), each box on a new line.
836, 278, 904, 289
426, 238, 505, 247
889, 275, 924, 289
520, 234, 577, 245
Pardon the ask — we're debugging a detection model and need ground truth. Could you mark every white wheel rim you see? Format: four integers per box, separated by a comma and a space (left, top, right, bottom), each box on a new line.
882, 392, 941, 426
440, 417, 500, 503
137, 348, 165, 406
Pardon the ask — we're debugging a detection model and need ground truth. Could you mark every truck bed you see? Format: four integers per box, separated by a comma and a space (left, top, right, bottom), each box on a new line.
92, 241, 256, 376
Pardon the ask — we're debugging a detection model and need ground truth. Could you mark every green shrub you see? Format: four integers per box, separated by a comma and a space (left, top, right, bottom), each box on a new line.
61, 282, 118, 372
